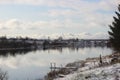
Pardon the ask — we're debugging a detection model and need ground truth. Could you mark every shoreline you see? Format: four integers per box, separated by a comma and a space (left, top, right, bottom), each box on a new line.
45, 53, 120, 80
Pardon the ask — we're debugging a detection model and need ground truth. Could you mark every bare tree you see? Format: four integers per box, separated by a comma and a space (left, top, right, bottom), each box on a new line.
0, 69, 8, 80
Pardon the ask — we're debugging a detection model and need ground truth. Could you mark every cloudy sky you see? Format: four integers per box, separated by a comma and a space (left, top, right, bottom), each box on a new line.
0, 0, 119, 39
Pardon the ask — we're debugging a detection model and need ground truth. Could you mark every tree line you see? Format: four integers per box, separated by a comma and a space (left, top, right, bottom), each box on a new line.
0, 36, 37, 49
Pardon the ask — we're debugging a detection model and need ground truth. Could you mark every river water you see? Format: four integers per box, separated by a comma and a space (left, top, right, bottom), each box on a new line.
0, 47, 112, 80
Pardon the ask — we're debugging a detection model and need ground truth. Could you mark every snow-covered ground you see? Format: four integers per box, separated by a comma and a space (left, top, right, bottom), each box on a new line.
55, 63, 120, 80
53, 53, 120, 80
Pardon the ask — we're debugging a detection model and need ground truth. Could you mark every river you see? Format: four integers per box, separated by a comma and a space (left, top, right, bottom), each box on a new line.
0, 47, 112, 80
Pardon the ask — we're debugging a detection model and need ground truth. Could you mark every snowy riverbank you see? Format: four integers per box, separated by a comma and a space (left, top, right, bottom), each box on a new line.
45, 53, 120, 80
55, 63, 120, 80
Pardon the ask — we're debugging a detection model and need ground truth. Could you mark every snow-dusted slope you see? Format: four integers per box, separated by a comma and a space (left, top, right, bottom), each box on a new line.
55, 63, 120, 80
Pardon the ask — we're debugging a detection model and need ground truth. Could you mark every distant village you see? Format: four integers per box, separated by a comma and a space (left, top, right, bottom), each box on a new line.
0, 36, 110, 50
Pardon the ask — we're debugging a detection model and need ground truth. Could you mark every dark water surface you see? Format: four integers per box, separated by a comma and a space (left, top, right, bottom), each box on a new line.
0, 47, 112, 80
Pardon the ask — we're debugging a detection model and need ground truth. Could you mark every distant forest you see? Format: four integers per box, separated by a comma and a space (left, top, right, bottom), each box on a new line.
0, 36, 37, 49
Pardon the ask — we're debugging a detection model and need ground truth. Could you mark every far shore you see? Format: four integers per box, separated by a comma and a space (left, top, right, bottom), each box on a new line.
0, 47, 36, 50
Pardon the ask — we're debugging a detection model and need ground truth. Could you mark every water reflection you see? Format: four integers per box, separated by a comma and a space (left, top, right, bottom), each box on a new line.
0, 46, 107, 57
0, 49, 37, 57
0, 47, 112, 80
